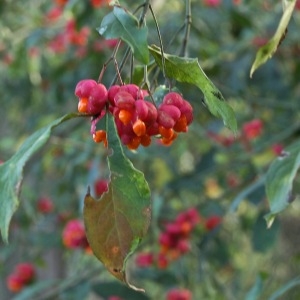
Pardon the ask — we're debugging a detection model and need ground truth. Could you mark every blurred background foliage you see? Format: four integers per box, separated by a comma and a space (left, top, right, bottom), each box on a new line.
1, 0, 300, 299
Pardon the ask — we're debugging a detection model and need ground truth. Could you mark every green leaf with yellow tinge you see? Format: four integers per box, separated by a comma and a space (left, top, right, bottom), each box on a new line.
265, 139, 300, 227
0, 113, 83, 243
250, 0, 296, 77
98, 6, 149, 64
84, 114, 151, 291
149, 45, 237, 134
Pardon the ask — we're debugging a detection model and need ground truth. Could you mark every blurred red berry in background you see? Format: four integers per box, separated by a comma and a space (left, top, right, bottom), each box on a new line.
37, 197, 54, 214
6, 274, 24, 293
6, 262, 36, 293
272, 143, 284, 156
166, 288, 193, 300
15, 263, 36, 284
135, 252, 154, 267
90, 0, 109, 8
94, 179, 109, 197
203, 0, 222, 7
205, 215, 222, 231
62, 219, 89, 249
242, 119, 263, 140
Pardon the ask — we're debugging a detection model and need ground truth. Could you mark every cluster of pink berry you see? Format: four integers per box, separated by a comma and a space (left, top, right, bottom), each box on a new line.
136, 208, 201, 269
6, 263, 36, 293
75, 80, 193, 150
157, 208, 201, 267
136, 210, 223, 269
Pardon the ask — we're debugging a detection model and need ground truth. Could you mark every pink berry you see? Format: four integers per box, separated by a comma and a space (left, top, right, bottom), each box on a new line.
89, 83, 108, 103
159, 104, 181, 123
87, 101, 104, 115
144, 101, 158, 124
135, 99, 149, 120
120, 84, 140, 99
163, 92, 184, 108
157, 110, 176, 129
180, 100, 193, 125
114, 91, 135, 110
87, 84, 108, 114
146, 122, 159, 136
107, 85, 120, 106
75, 79, 97, 98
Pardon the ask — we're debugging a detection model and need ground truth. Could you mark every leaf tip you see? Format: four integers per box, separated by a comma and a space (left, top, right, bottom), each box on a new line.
1, 228, 9, 244
249, 67, 255, 78
86, 186, 91, 196
124, 272, 145, 293
264, 213, 276, 228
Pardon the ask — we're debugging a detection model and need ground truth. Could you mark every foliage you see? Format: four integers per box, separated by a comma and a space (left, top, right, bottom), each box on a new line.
1, 0, 300, 299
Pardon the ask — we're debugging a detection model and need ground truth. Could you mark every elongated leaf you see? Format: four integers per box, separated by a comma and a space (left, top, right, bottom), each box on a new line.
149, 45, 237, 133
252, 213, 280, 252
0, 113, 83, 243
98, 6, 149, 64
265, 140, 300, 227
228, 176, 265, 213
250, 0, 296, 77
245, 275, 264, 300
269, 276, 300, 300
84, 114, 151, 291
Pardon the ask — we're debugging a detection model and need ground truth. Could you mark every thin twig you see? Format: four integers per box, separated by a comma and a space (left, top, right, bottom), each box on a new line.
31, 266, 102, 300
97, 39, 122, 83
149, 4, 166, 77
180, 0, 192, 57
110, 46, 131, 86
166, 23, 185, 51
139, 0, 151, 27
130, 52, 134, 83
113, 57, 124, 85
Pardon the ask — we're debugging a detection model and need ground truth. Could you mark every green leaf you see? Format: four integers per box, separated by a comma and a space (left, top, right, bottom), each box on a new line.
252, 212, 280, 252
0, 113, 83, 243
250, 0, 296, 77
149, 45, 237, 133
84, 113, 151, 291
269, 276, 300, 300
265, 140, 300, 227
98, 6, 149, 64
245, 275, 264, 300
